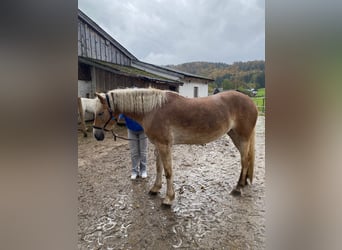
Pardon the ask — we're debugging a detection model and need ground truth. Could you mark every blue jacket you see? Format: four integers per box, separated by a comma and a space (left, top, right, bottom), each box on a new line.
119, 114, 144, 132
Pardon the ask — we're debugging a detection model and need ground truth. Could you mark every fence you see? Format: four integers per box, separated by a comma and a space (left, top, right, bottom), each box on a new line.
252, 97, 266, 115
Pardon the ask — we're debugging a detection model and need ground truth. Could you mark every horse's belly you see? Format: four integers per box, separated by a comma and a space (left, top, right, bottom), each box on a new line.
172, 128, 227, 145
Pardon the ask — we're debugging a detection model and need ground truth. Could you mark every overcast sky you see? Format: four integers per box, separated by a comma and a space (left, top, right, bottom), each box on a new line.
78, 0, 264, 66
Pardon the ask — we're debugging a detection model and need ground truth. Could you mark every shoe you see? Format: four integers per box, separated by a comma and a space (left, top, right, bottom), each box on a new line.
131, 172, 138, 180
140, 171, 147, 179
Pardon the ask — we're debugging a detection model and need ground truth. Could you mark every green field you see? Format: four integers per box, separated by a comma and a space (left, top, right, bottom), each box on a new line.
255, 88, 265, 97
252, 88, 265, 114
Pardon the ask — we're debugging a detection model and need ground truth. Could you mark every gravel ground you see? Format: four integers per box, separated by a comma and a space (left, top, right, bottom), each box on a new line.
78, 116, 265, 249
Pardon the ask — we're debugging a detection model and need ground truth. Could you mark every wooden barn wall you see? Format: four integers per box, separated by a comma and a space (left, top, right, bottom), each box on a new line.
94, 68, 178, 92
78, 19, 131, 66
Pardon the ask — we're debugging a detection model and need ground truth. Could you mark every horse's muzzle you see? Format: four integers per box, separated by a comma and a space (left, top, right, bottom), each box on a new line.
93, 129, 104, 141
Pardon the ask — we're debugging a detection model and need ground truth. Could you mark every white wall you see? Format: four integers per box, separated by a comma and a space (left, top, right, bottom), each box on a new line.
132, 61, 209, 98
78, 65, 97, 98
78, 80, 93, 98
179, 82, 208, 98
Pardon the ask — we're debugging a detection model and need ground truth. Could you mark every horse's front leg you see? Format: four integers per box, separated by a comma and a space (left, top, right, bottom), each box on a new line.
231, 141, 250, 196
149, 148, 163, 194
158, 144, 174, 206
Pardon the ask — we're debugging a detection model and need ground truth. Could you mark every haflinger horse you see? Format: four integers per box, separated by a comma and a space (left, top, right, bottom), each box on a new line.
92, 88, 258, 206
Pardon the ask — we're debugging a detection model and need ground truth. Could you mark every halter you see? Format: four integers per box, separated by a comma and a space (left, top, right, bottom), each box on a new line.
92, 93, 117, 131
92, 93, 148, 142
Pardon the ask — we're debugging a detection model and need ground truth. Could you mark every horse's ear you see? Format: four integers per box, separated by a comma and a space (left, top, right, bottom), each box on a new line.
95, 93, 106, 104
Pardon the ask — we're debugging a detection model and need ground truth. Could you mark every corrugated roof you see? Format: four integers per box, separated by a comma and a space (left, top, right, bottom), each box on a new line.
79, 57, 183, 86
133, 60, 214, 82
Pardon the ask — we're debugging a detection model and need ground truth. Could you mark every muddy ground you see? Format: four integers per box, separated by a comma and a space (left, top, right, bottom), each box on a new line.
78, 116, 265, 249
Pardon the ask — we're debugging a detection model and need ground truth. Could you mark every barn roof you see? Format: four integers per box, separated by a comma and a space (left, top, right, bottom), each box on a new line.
79, 57, 183, 87
133, 60, 214, 82
78, 9, 137, 61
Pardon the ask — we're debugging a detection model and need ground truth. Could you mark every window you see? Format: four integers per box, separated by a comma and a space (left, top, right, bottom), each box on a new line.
169, 86, 177, 92
78, 63, 91, 81
194, 86, 199, 97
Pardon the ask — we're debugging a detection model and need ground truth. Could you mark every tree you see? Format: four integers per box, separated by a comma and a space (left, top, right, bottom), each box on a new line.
255, 72, 265, 89
222, 79, 235, 90
208, 82, 217, 94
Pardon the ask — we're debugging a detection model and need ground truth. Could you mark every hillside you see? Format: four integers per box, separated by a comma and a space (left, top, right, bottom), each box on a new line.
167, 60, 265, 92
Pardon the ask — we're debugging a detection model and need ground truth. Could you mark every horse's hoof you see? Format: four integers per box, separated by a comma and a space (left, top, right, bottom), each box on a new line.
149, 190, 159, 196
161, 200, 172, 207
230, 188, 242, 196
161, 203, 172, 208
161, 197, 173, 207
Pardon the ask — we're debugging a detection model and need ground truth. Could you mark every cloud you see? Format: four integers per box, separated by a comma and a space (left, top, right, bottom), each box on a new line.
143, 52, 178, 66
79, 0, 265, 65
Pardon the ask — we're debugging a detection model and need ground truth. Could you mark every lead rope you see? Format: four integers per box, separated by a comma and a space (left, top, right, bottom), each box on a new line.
110, 130, 147, 141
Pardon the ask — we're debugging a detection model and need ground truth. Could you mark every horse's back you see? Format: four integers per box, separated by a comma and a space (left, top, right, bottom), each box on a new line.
81, 97, 97, 113
166, 90, 257, 121
145, 91, 257, 145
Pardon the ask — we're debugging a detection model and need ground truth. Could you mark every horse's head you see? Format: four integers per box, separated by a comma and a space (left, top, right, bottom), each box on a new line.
92, 92, 117, 141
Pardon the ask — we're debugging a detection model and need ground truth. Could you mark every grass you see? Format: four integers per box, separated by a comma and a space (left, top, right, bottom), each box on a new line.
252, 88, 265, 114
207, 86, 266, 114
255, 88, 265, 97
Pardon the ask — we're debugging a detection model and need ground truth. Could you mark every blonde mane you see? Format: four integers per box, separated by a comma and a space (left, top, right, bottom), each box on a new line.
108, 88, 170, 114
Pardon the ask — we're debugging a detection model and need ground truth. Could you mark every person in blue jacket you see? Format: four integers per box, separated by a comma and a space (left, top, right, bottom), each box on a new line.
119, 114, 148, 180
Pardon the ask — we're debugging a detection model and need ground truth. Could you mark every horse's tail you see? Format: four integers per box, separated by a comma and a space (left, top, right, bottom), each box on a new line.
247, 128, 255, 184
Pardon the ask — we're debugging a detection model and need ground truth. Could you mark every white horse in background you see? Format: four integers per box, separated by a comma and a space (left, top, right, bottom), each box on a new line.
78, 97, 97, 137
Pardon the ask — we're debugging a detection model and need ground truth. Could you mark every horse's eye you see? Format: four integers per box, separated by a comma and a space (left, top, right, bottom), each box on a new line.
98, 112, 104, 116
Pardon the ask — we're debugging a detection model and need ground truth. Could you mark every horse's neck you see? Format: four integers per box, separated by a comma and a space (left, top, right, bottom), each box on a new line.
110, 89, 167, 122
119, 111, 146, 125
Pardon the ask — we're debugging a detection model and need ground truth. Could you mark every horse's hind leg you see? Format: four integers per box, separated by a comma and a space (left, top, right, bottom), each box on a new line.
228, 129, 252, 196
156, 144, 174, 206
246, 129, 255, 185
149, 148, 163, 195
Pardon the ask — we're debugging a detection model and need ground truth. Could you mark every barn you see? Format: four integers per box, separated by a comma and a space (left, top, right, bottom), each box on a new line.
78, 9, 213, 100
78, 9, 182, 100
132, 60, 213, 98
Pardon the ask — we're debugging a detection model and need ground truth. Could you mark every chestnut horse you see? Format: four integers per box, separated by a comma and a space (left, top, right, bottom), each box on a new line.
92, 88, 258, 206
